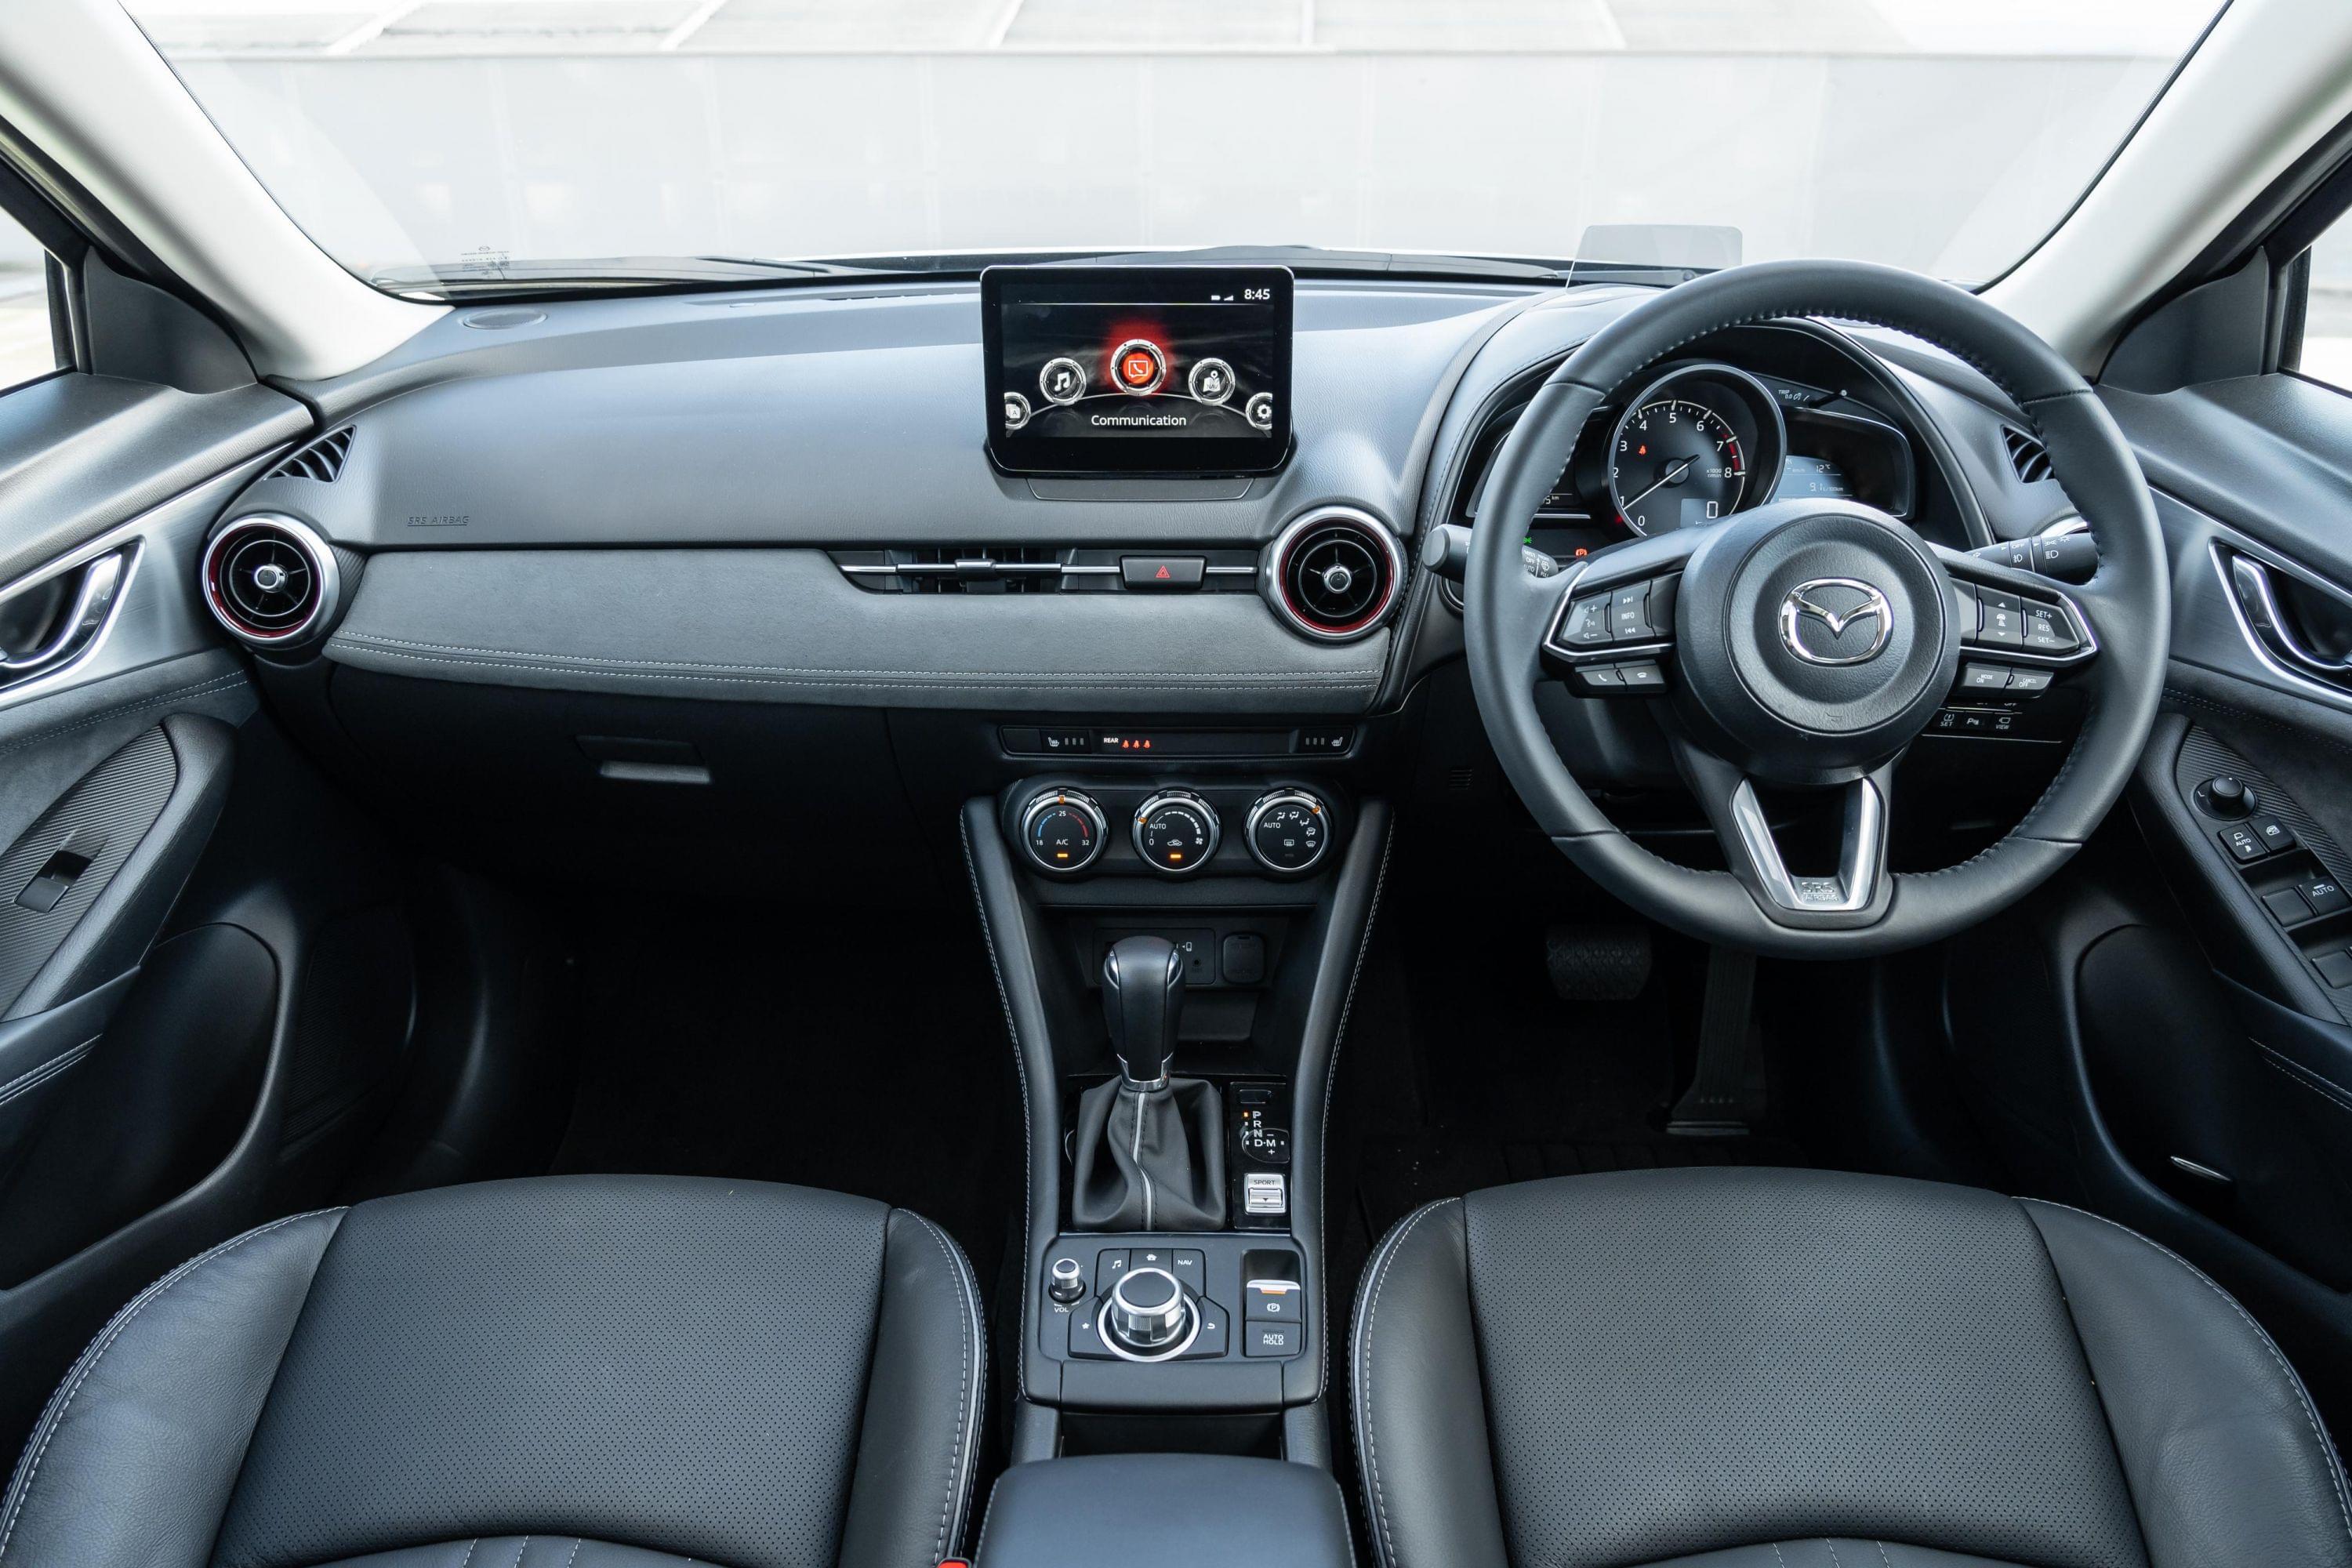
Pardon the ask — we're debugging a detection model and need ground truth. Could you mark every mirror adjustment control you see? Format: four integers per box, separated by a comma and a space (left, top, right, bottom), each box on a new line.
1133, 790, 1221, 874
1018, 789, 1107, 874
2200, 775, 2255, 819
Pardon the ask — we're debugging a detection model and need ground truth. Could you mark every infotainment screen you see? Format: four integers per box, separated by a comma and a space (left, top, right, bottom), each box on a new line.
981, 264, 1293, 476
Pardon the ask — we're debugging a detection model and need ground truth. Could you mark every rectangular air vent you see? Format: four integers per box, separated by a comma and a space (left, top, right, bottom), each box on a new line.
833, 546, 1259, 593
2001, 426, 2053, 485
267, 426, 354, 483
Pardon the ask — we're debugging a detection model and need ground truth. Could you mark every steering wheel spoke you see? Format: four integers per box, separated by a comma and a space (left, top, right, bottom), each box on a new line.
1672, 739, 1894, 928
1537, 528, 1700, 681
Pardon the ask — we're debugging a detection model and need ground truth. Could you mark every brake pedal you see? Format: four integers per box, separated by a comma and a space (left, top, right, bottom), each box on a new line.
1544, 924, 1652, 1002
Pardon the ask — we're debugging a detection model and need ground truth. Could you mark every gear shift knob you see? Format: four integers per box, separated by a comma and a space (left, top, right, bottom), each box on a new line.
1102, 935, 1186, 1086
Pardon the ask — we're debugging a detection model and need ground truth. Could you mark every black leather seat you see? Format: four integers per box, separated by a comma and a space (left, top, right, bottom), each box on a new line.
0, 1175, 984, 1568
1352, 1168, 2352, 1568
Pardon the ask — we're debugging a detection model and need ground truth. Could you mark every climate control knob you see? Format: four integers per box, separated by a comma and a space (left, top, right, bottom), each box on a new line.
1103, 1266, 1196, 1356
1246, 789, 1330, 873
1018, 789, 1107, 874
1132, 790, 1221, 875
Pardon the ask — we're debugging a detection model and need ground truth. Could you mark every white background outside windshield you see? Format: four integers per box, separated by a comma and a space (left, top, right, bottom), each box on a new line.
111, 0, 2213, 289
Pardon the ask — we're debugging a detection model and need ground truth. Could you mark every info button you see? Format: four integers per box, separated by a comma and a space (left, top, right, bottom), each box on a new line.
1121, 556, 1205, 589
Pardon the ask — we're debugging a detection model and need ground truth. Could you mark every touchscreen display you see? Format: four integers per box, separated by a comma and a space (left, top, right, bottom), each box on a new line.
981, 265, 1293, 475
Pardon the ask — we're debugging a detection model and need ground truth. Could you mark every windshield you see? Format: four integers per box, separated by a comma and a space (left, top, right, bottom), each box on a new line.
122, 0, 2224, 292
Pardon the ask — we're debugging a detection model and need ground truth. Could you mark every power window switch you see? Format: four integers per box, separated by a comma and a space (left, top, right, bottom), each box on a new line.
2300, 876, 2350, 916
1243, 1172, 1288, 1216
2263, 887, 2314, 925
2314, 948, 2352, 989
2218, 824, 2268, 863
2251, 816, 2298, 854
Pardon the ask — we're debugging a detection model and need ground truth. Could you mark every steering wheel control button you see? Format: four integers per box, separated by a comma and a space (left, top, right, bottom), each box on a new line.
2007, 668, 2053, 694
1120, 555, 1205, 589
1244, 1322, 1303, 1358
1615, 662, 1665, 690
1039, 356, 1087, 405
1610, 585, 1654, 640
1958, 662, 2013, 694
2020, 601, 2079, 652
1558, 595, 1615, 648
1047, 1256, 1086, 1305
1951, 582, 1984, 637
1019, 789, 1107, 874
1188, 357, 1235, 405
1975, 589, 2025, 648
1134, 791, 1220, 874
1110, 339, 1167, 395
1247, 790, 1329, 873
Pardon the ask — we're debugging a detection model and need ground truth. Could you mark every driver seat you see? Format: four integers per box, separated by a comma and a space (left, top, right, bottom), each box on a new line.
1352, 1167, 2352, 1568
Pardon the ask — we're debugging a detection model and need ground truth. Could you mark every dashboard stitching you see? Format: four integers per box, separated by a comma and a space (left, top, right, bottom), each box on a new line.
0, 671, 249, 761
329, 641, 1381, 687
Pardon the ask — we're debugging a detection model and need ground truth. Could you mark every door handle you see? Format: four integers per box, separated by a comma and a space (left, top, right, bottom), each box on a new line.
2227, 551, 2352, 684
0, 549, 129, 690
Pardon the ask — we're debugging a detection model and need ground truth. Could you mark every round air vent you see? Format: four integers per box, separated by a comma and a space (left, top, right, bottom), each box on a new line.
1265, 508, 1406, 641
201, 514, 341, 648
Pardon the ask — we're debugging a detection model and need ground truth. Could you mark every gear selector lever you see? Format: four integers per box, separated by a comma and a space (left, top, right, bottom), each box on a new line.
1069, 935, 1229, 1230
1102, 934, 1185, 1086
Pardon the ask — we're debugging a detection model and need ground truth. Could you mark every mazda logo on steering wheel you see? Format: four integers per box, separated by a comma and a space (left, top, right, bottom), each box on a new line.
1779, 578, 1893, 666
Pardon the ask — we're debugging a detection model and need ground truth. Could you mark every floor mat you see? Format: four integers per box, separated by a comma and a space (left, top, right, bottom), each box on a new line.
544, 899, 1020, 1290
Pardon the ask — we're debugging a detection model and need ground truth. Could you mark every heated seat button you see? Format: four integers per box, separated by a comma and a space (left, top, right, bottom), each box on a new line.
1121, 556, 1205, 589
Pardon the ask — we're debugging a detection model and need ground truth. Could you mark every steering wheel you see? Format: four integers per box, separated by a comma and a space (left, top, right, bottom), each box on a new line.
1465, 260, 2169, 957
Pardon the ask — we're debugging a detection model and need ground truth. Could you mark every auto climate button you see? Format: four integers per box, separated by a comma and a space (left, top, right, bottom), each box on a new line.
1133, 790, 1221, 874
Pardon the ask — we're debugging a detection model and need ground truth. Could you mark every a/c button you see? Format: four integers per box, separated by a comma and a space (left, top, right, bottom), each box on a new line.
1121, 557, 1206, 589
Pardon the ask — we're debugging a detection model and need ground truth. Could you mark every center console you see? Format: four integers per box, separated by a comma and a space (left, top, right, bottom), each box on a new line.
960, 727, 1390, 1464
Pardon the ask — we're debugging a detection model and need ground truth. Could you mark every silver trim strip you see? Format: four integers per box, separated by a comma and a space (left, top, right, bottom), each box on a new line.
1730, 775, 1886, 914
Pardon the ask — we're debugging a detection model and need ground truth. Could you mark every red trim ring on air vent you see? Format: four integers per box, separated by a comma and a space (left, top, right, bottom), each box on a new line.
201, 514, 340, 648
1265, 508, 1406, 642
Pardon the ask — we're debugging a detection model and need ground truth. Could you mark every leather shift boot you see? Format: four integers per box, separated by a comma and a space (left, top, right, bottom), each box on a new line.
1069, 1076, 1228, 1231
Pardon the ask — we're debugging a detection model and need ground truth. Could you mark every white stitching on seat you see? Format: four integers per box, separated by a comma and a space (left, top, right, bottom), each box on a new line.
2022, 1197, 2352, 1551
0, 1206, 343, 1563
560, 1537, 583, 1568
908, 1211, 985, 1564
1354, 1197, 1460, 1568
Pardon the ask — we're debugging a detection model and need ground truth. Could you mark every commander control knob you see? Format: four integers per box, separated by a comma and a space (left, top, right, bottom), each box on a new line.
1103, 1265, 1195, 1356
1133, 790, 1221, 875
1019, 789, 1107, 874
1247, 789, 1330, 874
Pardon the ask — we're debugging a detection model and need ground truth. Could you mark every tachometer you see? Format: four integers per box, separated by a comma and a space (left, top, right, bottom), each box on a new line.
1603, 364, 1786, 536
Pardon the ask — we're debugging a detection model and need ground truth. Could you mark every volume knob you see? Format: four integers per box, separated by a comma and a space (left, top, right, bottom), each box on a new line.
1103, 1266, 1195, 1356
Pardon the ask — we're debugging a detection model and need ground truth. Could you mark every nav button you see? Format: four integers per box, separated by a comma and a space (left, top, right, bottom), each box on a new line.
1121, 556, 1205, 589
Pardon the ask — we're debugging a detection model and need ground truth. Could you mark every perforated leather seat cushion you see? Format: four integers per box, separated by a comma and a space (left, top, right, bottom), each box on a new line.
0, 1175, 985, 1568
1352, 1167, 2352, 1568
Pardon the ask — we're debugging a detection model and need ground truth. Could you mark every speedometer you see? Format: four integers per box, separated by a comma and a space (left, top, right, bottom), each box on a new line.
1603, 363, 1786, 536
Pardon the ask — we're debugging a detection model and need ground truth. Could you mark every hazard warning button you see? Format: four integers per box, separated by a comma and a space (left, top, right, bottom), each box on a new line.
1119, 556, 1206, 590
